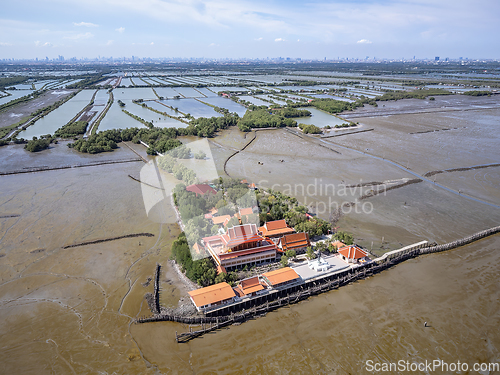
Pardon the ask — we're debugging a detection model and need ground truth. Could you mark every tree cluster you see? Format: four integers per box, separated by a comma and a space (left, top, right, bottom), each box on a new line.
298, 123, 322, 134
54, 120, 88, 138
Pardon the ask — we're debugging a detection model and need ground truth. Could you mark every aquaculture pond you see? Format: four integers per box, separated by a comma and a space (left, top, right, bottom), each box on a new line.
18, 90, 95, 139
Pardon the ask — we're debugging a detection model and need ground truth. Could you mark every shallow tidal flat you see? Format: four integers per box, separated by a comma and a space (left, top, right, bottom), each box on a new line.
0, 154, 180, 374
132, 236, 500, 374
224, 97, 500, 251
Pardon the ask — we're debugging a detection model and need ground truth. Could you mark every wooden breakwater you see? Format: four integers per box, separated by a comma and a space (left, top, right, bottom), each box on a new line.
135, 226, 500, 342
321, 128, 374, 138
0, 158, 142, 176
153, 263, 161, 315
63, 232, 154, 249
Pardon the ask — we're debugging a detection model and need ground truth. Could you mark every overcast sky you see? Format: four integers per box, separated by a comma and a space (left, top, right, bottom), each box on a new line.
1, 0, 499, 60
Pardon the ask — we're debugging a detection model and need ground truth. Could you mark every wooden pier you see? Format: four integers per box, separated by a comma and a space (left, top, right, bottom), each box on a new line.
135, 225, 500, 343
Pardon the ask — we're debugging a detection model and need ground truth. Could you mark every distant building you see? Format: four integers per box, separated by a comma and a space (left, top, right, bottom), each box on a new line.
186, 184, 216, 196
188, 282, 236, 312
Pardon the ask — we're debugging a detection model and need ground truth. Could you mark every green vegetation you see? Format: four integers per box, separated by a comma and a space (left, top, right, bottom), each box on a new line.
54, 120, 88, 138
68, 129, 121, 153
170, 233, 238, 286
309, 98, 356, 113
0, 76, 29, 90
194, 151, 206, 159
333, 231, 354, 245
157, 155, 197, 185
376, 88, 451, 101
306, 247, 316, 260
277, 107, 311, 118
237, 109, 297, 132
0, 139, 9, 147
298, 123, 322, 134
24, 137, 53, 152
280, 255, 289, 267
463, 90, 492, 96
117, 99, 125, 107
258, 189, 330, 237
334, 122, 357, 128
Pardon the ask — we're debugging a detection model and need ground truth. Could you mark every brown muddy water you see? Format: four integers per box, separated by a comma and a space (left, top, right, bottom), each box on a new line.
1, 96, 500, 374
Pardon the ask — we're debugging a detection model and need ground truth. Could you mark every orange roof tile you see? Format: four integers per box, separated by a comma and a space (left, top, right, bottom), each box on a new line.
265, 219, 289, 231
279, 232, 310, 251
338, 245, 368, 259
212, 215, 231, 225
262, 267, 299, 286
188, 282, 236, 308
186, 184, 216, 196
330, 240, 345, 249
223, 224, 263, 248
239, 207, 254, 216
239, 276, 265, 295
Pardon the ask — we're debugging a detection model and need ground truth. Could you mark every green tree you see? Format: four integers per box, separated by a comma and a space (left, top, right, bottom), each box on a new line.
280, 255, 289, 267
306, 247, 316, 260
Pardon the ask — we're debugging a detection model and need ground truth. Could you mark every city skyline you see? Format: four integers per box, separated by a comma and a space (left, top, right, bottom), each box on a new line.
1, 0, 499, 60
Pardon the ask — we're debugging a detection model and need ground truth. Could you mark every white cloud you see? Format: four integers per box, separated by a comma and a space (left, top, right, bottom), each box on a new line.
150, 42, 154, 45
275, 37, 284, 42
64, 32, 94, 40
0, 42, 13, 46
35, 41, 53, 47
73, 21, 98, 27
115, 27, 125, 33
106, 40, 114, 46
357, 39, 372, 44
255, 37, 263, 41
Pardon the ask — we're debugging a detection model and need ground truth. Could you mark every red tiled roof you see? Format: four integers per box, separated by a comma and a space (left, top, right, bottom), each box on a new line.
259, 220, 295, 237
331, 240, 345, 249
219, 243, 277, 260
338, 245, 368, 259
239, 207, 253, 216
223, 224, 263, 248
279, 232, 310, 251
212, 215, 231, 225
262, 267, 299, 286
188, 282, 236, 308
265, 220, 288, 231
238, 276, 265, 295
186, 184, 216, 196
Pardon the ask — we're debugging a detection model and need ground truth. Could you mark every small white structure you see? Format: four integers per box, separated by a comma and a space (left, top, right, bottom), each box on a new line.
308, 252, 330, 272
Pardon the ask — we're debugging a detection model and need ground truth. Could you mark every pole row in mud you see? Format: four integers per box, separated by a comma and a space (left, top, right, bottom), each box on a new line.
0, 158, 142, 176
